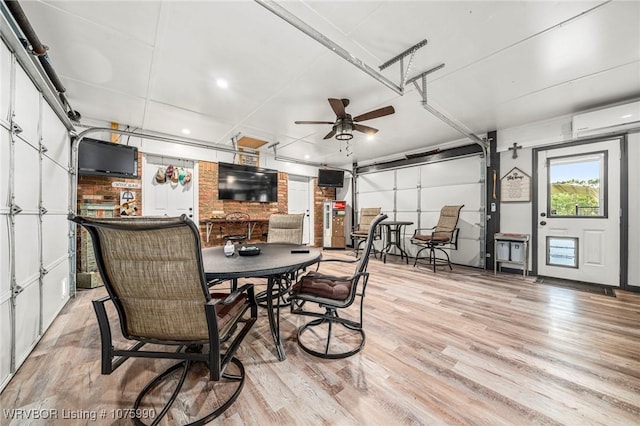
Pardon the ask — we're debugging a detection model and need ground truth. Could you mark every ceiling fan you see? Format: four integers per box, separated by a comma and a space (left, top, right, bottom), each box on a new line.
295, 98, 395, 141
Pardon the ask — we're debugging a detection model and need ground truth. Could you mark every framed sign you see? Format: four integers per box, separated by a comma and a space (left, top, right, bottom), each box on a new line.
238, 147, 259, 167
501, 167, 531, 202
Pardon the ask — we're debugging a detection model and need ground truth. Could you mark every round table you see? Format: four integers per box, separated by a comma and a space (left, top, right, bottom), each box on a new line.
202, 243, 321, 361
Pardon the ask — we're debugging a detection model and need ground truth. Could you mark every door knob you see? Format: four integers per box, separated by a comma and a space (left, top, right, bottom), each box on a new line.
540, 221, 546, 226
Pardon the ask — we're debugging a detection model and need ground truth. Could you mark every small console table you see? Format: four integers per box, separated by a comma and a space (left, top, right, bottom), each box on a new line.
494, 233, 530, 277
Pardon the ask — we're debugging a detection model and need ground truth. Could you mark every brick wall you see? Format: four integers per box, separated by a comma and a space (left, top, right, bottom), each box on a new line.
76, 159, 337, 272
76, 152, 143, 272
198, 161, 286, 246
199, 161, 336, 247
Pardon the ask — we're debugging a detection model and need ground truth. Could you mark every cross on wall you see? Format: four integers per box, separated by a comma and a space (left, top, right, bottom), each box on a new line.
508, 142, 523, 159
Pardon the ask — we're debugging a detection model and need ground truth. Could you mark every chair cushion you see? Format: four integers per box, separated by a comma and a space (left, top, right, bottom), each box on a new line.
210, 293, 248, 337
292, 271, 353, 302
412, 234, 450, 243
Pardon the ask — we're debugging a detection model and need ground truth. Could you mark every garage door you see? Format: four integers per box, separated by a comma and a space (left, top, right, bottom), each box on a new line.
355, 154, 485, 267
0, 39, 71, 391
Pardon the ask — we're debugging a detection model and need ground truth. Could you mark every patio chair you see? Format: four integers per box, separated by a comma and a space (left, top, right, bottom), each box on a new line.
410, 205, 463, 272
69, 214, 257, 425
350, 207, 381, 257
223, 211, 250, 244
289, 213, 387, 359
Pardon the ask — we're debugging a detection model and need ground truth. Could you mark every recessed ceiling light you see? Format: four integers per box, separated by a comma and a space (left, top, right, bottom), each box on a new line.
181, 128, 191, 135
304, 154, 310, 159
622, 114, 633, 118
216, 79, 229, 89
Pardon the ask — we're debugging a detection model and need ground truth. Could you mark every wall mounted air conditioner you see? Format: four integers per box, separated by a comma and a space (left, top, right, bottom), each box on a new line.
572, 100, 640, 139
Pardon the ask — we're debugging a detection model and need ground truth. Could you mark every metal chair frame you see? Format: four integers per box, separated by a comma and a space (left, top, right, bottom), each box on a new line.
410, 205, 464, 272
289, 213, 387, 359
70, 214, 257, 425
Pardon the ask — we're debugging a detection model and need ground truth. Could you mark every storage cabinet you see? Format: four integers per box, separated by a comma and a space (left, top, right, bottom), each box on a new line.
494, 233, 529, 277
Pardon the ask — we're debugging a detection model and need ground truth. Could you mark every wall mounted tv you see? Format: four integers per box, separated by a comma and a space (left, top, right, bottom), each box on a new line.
218, 162, 278, 202
317, 169, 344, 188
78, 138, 138, 178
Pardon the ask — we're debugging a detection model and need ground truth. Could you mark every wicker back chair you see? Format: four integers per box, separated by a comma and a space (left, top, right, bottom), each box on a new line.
350, 207, 381, 256
70, 214, 257, 425
267, 213, 305, 244
410, 205, 464, 272
289, 213, 387, 359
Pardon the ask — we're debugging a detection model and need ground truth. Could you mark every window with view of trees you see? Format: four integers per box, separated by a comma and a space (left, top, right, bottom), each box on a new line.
548, 152, 606, 217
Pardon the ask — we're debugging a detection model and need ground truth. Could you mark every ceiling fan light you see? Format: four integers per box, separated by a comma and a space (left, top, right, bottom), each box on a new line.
335, 131, 353, 141
335, 120, 353, 140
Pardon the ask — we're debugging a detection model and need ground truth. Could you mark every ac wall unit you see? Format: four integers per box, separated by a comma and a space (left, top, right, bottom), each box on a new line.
572, 100, 640, 138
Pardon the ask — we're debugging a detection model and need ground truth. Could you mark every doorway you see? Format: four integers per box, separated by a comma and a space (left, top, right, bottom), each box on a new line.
533, 138, 621, 286
142, 155, 197, 223
287, 175, 312, 245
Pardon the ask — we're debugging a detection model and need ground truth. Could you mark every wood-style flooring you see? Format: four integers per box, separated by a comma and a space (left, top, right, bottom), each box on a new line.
2, 251, 639, 425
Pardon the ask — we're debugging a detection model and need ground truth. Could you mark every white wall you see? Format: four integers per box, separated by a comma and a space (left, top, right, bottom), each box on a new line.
628, 131, 640, 287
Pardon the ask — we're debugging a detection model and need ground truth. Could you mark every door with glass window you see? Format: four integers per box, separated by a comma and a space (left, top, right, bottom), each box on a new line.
535, 139, 620, 286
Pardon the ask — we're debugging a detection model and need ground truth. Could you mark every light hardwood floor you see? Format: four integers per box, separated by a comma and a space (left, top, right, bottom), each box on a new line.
2, 251, 640, 425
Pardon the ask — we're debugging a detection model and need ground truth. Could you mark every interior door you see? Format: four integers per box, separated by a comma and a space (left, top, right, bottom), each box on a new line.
142, 155, 196, 222
287, 176, 311, 245
536, 139, 620, 286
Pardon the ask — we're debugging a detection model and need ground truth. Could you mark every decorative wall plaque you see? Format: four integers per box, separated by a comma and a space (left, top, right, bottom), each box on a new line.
501, 167, 531, 202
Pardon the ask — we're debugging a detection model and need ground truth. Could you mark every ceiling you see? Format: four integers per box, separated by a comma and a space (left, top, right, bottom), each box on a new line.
14, 0, 640, 166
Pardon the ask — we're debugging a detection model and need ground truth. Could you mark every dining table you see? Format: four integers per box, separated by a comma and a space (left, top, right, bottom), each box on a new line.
202, 243, 322, 361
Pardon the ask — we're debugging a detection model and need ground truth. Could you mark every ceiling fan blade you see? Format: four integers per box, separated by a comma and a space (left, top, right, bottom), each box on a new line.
353, 105, 395, 122
295, 120, 335, 124
328, 98, 347, 117
323, 128, 337, 139
353, 123, 379, 135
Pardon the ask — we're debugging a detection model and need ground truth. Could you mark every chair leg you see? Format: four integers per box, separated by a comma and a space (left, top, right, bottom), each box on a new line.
413, 245, 430, 267
296, 308, 365, 359
132, 357, 245, 425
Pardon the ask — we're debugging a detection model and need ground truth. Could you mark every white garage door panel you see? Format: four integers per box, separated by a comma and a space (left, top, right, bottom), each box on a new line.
41, 103, 69, 167
420, 156, 482, 186
13, 67, 40, 145
420, 184, 481, 210
0, 298, 10, 388
358, 170, 395, 192
42, 215, 68, 267
41, 161, 69, 212
358, 191, 394, 212
396, 188, 418, 212
14, 277, 40, 366
0, 216, 9, 297
14, 139, 40, 211
452, 241, 482, 267
42, 261, 69, 330
459, 211, 483, 239
1, 129, 9, 208
14, 215, 40, 285
396, 167, 419, 190
0, 41, 11, 125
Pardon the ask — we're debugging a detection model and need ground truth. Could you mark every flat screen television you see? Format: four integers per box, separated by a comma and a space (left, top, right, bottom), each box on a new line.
218, 162, 278, 202
317, 169, 344, 188
78, 138, 138, 178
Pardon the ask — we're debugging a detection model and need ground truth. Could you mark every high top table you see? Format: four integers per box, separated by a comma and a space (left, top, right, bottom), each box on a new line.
379, 220, 413, 264
202, 243, 321, 361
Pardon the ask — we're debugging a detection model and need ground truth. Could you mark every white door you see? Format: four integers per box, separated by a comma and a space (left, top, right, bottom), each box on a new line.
287, 176, 311, 245
536, 139, 620, 286
142, 155, 196, 222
